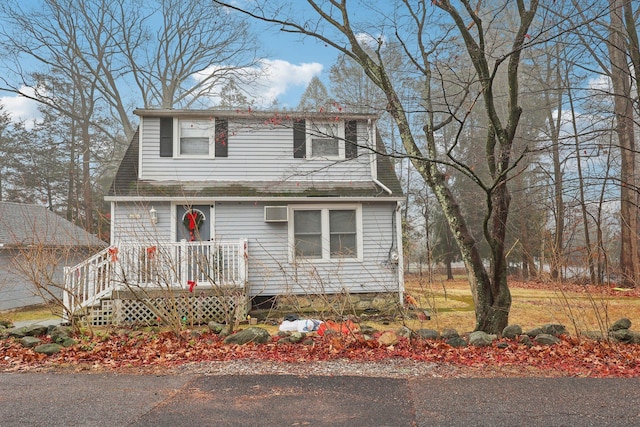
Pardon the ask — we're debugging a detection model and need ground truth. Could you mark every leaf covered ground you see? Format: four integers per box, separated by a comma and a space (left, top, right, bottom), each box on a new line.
1, 328, 640, 378
2, 279, 640, 378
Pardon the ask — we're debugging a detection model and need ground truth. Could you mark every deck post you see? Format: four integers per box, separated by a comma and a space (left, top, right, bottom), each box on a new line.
180, 239, 188, 288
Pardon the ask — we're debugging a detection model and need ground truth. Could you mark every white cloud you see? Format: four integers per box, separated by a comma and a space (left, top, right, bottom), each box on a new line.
0, 86, 41, 128
355, 32, 386, 48
194, 59, 323, 108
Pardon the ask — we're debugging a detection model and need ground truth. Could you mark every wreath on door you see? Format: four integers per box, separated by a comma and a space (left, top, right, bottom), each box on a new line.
182, 209, 205, 241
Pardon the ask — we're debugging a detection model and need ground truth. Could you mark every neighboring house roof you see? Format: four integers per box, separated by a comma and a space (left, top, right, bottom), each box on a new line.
0, 202, 106, 247
108, 115, 403, 200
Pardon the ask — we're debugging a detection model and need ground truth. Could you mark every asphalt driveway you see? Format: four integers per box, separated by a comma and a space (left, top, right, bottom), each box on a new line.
1, 373, 639, 426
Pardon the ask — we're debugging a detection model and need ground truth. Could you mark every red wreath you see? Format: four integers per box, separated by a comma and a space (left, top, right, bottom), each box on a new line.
182, 210, 204, 241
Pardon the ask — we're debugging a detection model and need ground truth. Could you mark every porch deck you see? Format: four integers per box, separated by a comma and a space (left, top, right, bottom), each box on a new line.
63, 239, 248, 325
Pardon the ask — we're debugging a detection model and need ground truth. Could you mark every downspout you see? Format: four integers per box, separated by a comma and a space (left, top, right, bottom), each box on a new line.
369, 118, 393, 195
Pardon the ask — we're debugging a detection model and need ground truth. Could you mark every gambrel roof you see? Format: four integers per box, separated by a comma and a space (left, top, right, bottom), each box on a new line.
0, 202, 106, 248
108, 110, 403, 200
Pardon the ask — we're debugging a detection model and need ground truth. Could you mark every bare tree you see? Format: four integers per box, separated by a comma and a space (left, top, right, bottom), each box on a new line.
213, 0, 540, 333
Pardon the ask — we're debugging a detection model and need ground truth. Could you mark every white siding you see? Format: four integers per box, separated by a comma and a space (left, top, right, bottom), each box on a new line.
140, 117, 373, 182
215, 201, 399, 297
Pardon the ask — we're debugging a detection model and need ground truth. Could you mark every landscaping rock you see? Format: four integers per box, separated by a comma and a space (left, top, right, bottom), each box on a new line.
377, 331, 399, 347
396, 326, 413, 339
415, 329, 439, 340
496, 342, 509, 349
534, 334, 561, 345
608, 328, 640, 344
518, 335, 532, 346
281, 332, 305, 344
61, 338, 77, 347
583, 331, 605, 341
20, 336, 42, 348
7, 325, 48, 338
441, 328, 460, 339
540, 324, 567, 337
502, 324, 522, 339
34, 343, 63, 355
446, 336, 467, 348
609, 318, 632, 332
223, 327, 271, 345
469, 331, 497, 347
50, 326, 73, 344
525, 327, 543, 338
207, 321, 225, 334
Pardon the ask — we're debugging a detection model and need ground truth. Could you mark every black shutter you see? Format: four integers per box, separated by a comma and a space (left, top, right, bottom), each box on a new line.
293, 119, 306, 158
159, 117, 173, 157
345, 120, 358, 159
215, 118, 228, 157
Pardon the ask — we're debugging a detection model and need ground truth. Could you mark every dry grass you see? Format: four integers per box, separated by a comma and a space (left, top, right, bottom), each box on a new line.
0, 303, 62, 323
5, 276, 640, 337
404, 275, 640, 335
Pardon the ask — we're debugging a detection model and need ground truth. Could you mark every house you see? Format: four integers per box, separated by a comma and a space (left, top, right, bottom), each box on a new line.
65, 109, 404, 325
0, 201, 106, 311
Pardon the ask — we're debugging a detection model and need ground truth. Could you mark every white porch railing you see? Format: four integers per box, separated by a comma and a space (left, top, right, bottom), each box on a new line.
63, 239, 248, 321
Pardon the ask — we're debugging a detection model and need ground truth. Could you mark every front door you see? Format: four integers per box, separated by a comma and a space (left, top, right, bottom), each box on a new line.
176, 205, 211, 241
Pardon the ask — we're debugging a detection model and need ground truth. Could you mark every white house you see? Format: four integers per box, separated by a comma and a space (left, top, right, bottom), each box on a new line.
65, 109, 404, 325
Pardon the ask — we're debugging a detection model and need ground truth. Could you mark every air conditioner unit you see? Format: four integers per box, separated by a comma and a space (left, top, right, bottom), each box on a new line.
264, 206, 288, 223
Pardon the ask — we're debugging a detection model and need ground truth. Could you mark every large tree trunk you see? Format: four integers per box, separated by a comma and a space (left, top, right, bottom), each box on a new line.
608, 0, 639, 286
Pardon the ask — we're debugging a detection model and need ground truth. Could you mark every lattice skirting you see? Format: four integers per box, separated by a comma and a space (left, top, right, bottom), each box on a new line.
86, 291, 248, 326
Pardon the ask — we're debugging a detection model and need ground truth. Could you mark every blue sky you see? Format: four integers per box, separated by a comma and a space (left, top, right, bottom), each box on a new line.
0, 2, 341, 125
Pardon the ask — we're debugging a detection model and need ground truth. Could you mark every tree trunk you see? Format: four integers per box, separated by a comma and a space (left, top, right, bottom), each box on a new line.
608, 0, 639, 286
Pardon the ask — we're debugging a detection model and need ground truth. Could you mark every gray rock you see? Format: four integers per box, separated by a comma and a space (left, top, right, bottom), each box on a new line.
615, 331, 640, 344
446, 336, 467, 348
525, 327, 543, 338
34, 343, 63, 355
496, 342, 509, 349
441, 328, 460, 339
288, 332, 305, 344
583, 331, 605, 341
61, 338, 77, 347
396, 326, 413, 339
20, 336, 42, 348
534, 334, 561, 345
223, 327, 271, 345
540, 324, 567, 337
469, 331, 497, 347
609, 318, 632, 332
415, 329, 440, 340
6, 327, 27, 338
519, 335, 532, 347
207, 321, 225, 334
50, 326, 73, 343
502, 324, 522, 339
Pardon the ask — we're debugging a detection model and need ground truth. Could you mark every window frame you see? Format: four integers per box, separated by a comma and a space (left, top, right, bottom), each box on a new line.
288, 204, 363, 263
306, 121, 346, 160
173, 117, 215, 159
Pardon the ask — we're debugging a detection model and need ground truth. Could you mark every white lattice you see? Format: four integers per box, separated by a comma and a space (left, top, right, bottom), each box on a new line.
109, 294, 247, 326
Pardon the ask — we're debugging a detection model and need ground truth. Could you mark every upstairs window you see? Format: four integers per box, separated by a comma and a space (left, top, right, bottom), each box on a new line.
158, 117, 228, 158
177, 119, 214, 157
307, 121, 344, 159
293, 119, 358, 160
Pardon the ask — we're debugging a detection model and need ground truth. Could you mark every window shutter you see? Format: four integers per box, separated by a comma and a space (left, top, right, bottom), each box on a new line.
345, 120, 358, 159
159, 117, 173, 157
215, 118, 228, 157
293, 119, 306, 158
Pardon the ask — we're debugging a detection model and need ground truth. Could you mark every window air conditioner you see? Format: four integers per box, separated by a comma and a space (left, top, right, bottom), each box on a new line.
264, 206, 288, 222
